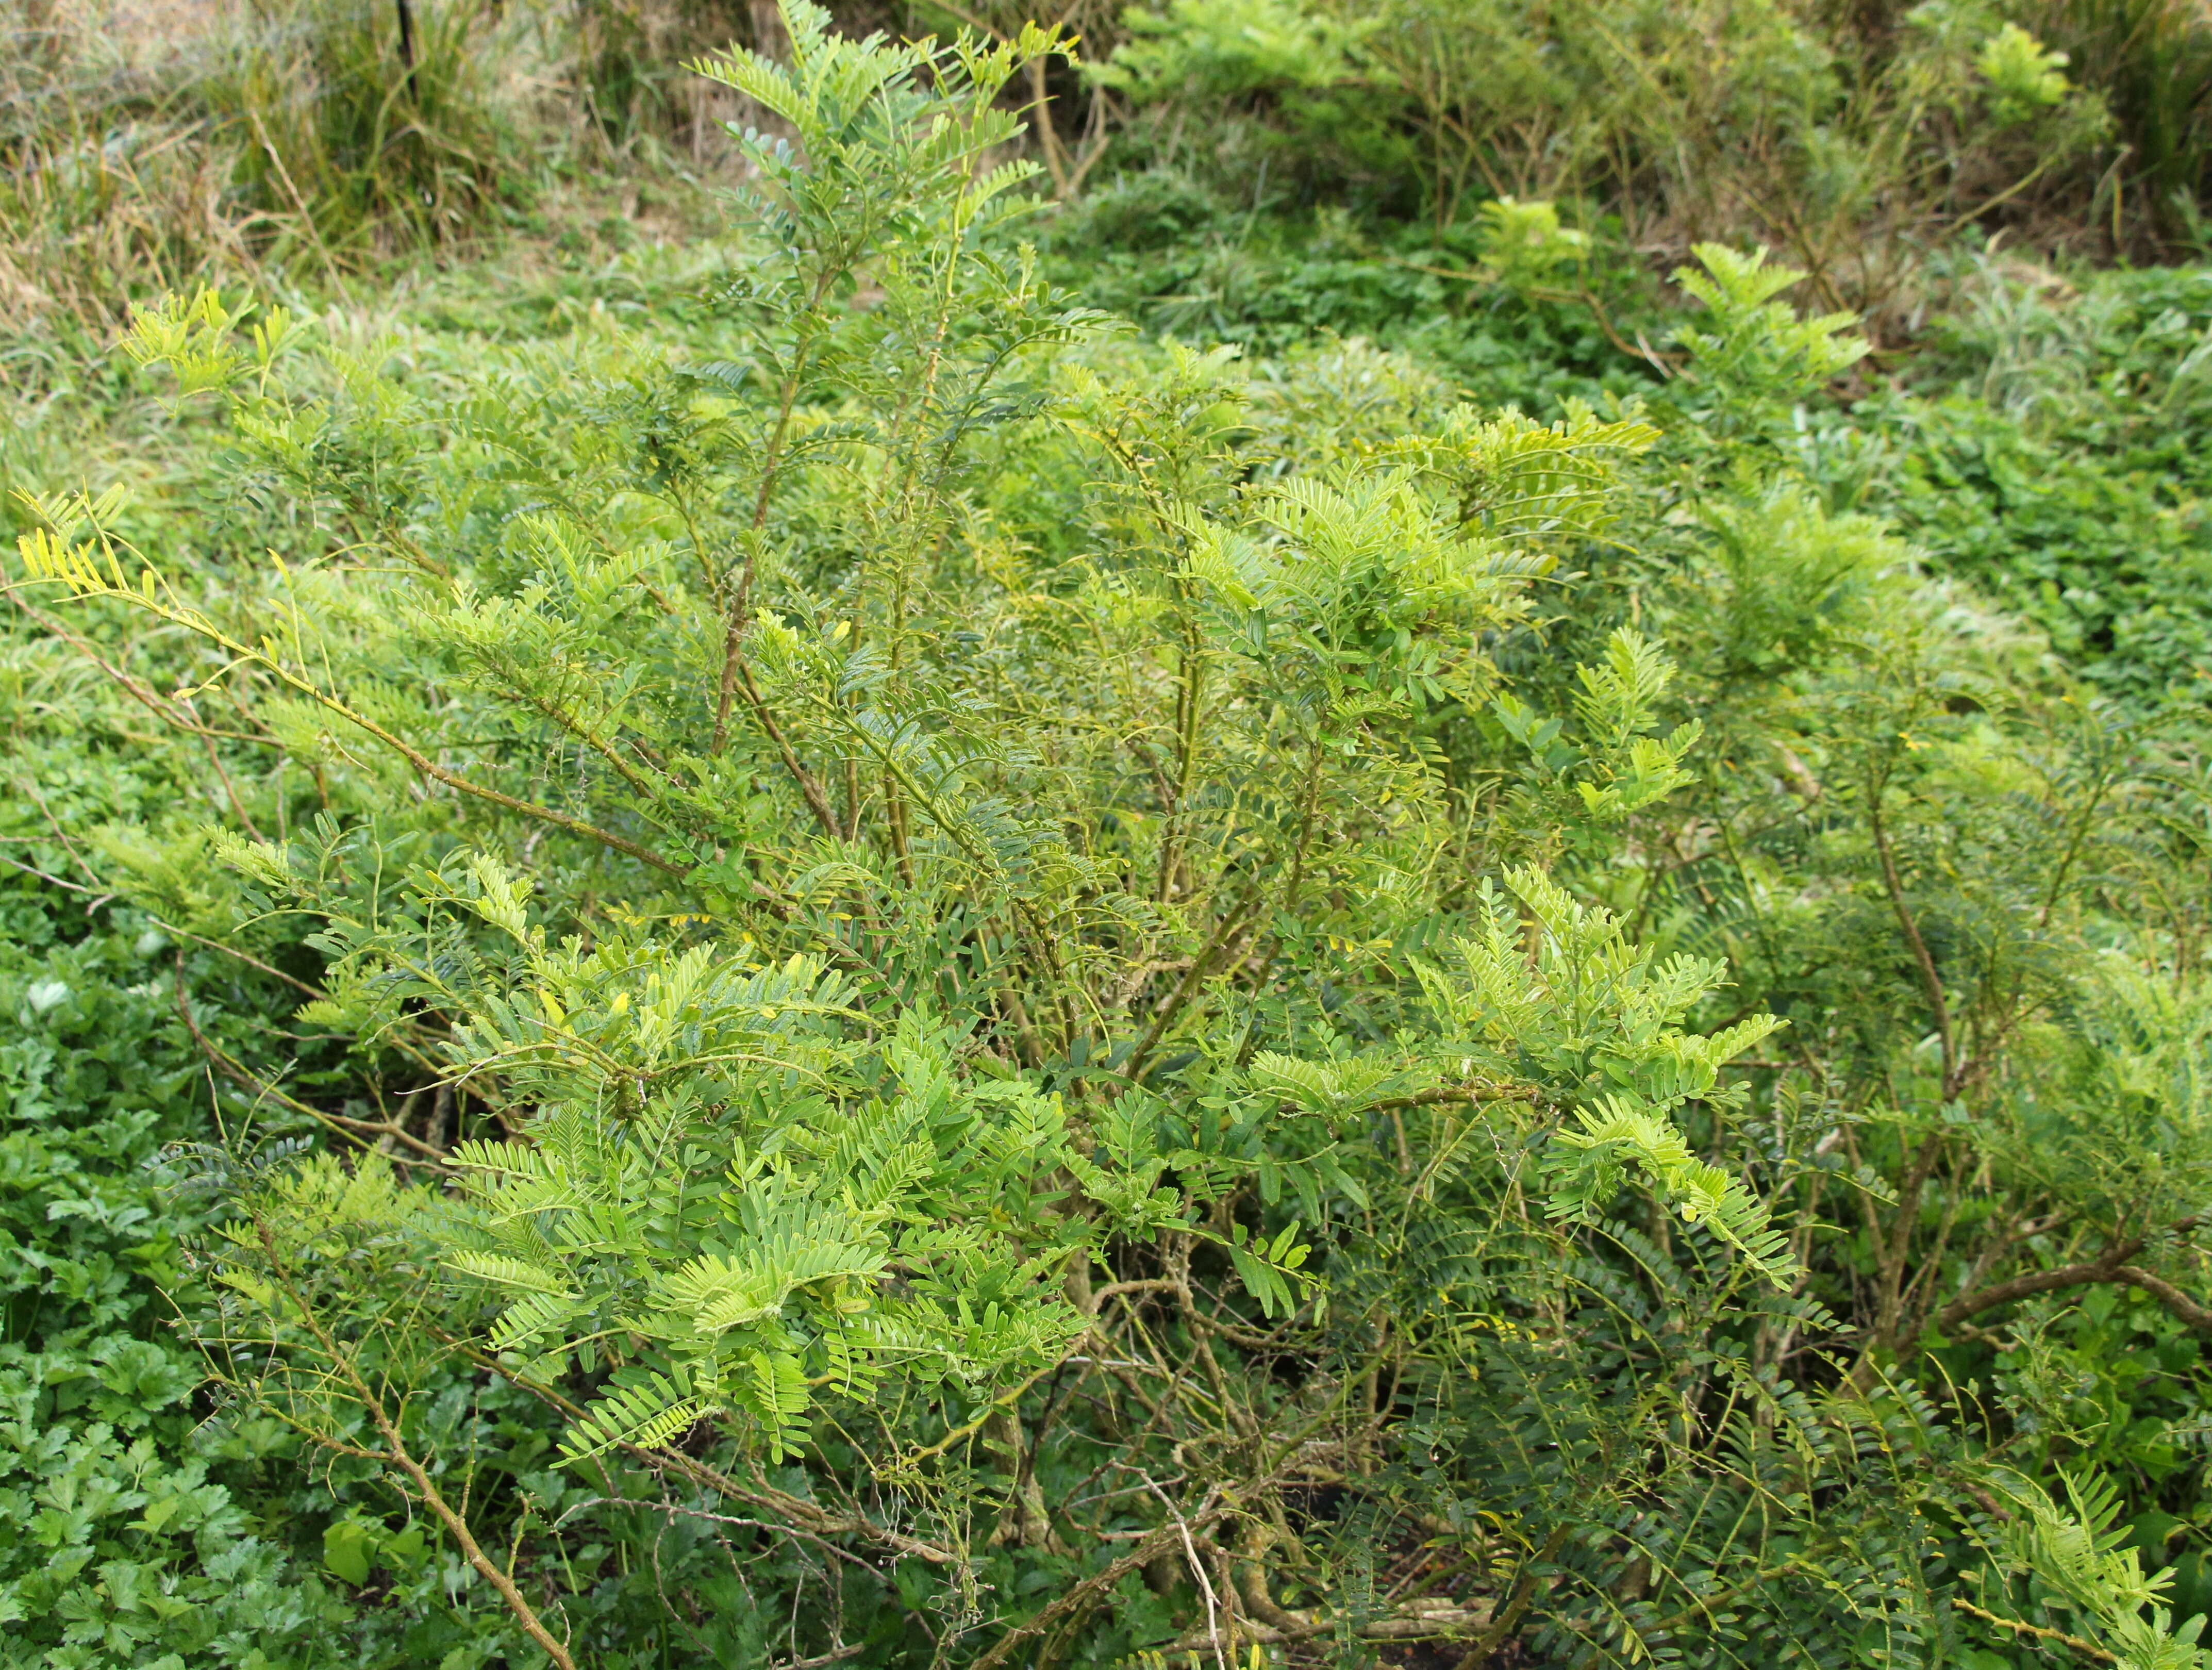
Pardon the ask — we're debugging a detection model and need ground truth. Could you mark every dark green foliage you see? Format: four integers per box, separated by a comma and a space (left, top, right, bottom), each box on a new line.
0, 915, 342, 1663
1869, 392, 2212, 700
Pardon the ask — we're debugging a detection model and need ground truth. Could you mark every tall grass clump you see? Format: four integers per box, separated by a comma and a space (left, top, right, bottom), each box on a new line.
202, 0, 521, 260
0, 0, 260, 332
2039, 0, 2212, 250
0, 0, 549, 334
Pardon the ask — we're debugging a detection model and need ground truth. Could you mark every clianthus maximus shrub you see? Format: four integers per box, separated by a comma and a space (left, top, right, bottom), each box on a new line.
19, 5, 2212, 1667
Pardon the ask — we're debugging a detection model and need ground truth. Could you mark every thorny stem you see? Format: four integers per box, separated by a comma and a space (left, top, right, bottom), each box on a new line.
1450, 1525, 1570, 1669
1934, 1215, 2210, 1337
713, 295, 833, 754
1280, 731, 1328, 922
1951, 1598, 2117, 1665
728, 651, 844, 837
259, 1227, 577, 1670
1156, 608, 1206, 905
434, 1331, 958, 1565
16, 570, 681, 874
972, 1397, 1353, 1670
1123, 885, 1263, 1084
1866, 766, 1960, 1099
173, 955, 446, 1161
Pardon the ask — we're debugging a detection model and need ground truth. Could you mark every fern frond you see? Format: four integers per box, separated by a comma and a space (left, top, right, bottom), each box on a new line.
559, 1369, 712, 1464
446, 1250, 572, 1294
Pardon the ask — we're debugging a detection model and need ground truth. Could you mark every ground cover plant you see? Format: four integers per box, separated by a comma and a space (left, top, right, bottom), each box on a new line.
8, 2, 2212, 1667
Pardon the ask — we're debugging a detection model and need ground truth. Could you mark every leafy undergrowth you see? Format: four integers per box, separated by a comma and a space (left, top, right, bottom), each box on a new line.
1868, 262, 2212, 706
0, 898, 331, 1659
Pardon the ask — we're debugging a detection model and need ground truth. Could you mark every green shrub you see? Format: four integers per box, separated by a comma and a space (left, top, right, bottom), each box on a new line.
18, 7, 2212, 1665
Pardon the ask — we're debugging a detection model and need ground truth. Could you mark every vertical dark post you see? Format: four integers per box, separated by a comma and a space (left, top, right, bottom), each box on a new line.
395, 0, 419, 98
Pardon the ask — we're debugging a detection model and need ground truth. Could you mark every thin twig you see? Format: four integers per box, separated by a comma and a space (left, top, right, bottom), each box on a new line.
173, 955, 444, 1159
260, 1225, 575, 1669
1952, 1597, 2116, 1665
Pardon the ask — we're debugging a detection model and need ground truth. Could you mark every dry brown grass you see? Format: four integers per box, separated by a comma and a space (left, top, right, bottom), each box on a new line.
0, 0, 795, 337
2, 0, 261, 332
